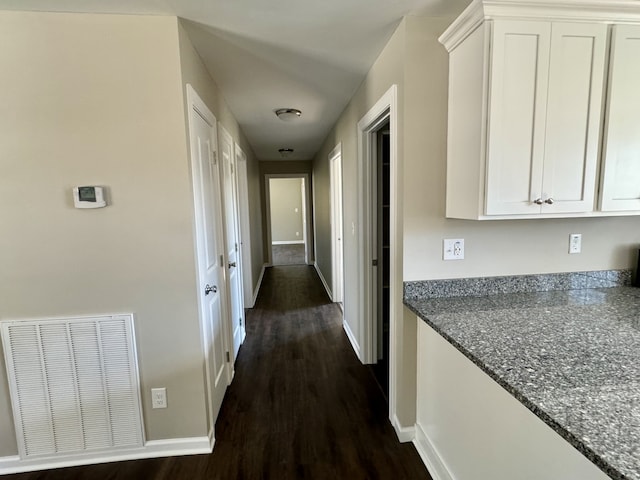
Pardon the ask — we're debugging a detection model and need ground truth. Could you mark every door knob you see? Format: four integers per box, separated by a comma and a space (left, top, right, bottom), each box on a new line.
205, 284, 217, 295
533, 198, 543, 205
544, 198, 554, 205
228, 262, 237, 268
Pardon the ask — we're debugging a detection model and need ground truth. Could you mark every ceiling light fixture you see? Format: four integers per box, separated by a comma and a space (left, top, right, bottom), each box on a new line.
278, 148, 294, 158
275, 108, 302, 122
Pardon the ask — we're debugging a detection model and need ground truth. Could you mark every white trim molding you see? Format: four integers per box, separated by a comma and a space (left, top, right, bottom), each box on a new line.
440, 0, 640, 52
252, 263, 267, 306
342, 320, 360, 360
0, 436, 213, 476
314, 262, 333, 300
392, 415, 416, 443
413, 424, 455, 480
272, 240, 304, 245
356, 84, 401, 430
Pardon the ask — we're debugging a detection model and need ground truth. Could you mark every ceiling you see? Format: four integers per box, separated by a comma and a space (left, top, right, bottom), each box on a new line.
0, 0, 471, 160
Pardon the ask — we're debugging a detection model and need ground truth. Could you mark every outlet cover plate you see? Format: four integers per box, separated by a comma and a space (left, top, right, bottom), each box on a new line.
444, 239, 465, 260
151, 388, 167, 409
569, 233, 582, 254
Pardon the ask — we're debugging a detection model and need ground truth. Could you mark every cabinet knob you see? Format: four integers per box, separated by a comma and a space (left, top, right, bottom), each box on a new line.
544, 198, 554, 205
533, 198, 543, 205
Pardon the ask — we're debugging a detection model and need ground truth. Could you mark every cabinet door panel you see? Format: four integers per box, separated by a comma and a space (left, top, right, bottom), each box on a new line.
486, 21, 551, 215
601, 25, 640, 211
542, 23, 607, 213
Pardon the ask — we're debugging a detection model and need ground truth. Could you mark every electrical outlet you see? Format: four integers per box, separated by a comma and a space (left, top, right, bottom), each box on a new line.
444, 239, 465, 260
569, 233, 582, 254
151, 388, 167, 409
296, 231, 300, 236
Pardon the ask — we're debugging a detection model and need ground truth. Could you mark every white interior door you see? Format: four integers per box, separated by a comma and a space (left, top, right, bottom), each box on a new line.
235, 144, 254, 307
329, 146, 344, 305
219, 126, 245, 360
187, 85, 229, 437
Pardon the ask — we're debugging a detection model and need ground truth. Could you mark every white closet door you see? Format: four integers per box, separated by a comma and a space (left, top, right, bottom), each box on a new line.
600, 25, 640, 212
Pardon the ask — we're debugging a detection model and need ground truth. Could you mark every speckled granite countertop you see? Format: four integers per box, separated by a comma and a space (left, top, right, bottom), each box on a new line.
404, 271, 639, 480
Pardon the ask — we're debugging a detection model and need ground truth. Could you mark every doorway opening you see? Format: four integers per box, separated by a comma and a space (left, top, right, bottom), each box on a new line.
371, 122, 391, 399
265, 175, 311, 266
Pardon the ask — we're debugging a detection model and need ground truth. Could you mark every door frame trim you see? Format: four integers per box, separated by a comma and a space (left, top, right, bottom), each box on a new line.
329, 143, 344, 304
356, 84, 399, 424
219, 124, 245, 368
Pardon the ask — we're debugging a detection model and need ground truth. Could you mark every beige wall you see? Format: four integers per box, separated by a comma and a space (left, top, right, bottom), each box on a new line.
0, 12, 211, 455
177, 21, 264, 294
312, 13, 640, 432
269, 178, 304, 243
312, 18, 406, 383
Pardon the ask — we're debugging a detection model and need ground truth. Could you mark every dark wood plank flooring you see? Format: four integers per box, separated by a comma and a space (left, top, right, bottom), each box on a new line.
6, 265, 430, 480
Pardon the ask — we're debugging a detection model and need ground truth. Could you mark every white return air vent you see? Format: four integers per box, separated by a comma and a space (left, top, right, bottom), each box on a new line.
1, 314, 145, 460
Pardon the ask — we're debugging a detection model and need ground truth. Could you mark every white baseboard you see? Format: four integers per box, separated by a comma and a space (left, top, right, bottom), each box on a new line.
313, 262, 332, 299
252, 263, 267, 306
272, 240, 304, 245
392, 415, 416, 443
0, 436, 213, 475
413, 422, 454, 480
342, 319, 361, 361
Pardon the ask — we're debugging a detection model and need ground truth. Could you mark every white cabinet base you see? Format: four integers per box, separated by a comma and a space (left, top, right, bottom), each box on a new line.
415, 320, 609, 480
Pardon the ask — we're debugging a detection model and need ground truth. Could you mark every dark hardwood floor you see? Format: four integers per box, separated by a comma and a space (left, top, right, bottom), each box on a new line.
6, 265, 430, 480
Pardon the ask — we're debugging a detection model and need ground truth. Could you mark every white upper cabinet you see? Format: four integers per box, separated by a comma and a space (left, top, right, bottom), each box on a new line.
485, 21, 552, 215
440, 0, 640, 220
600, 25, 640, 211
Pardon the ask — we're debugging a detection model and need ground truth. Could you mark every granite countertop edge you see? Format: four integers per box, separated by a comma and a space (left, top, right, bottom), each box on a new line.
403, 301, 616, 479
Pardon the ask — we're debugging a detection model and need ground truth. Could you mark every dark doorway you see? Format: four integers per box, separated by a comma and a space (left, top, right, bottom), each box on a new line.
370, 121, 391, 399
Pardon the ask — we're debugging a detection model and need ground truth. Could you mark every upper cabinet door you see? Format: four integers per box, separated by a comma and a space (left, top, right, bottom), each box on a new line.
541, 22, 608, 214
600, 25, 640, 211
485, 21, 551, 215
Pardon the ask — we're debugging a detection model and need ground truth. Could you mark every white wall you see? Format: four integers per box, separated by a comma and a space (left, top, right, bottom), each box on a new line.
269, 178, 304, 243
0, 12, 207, 455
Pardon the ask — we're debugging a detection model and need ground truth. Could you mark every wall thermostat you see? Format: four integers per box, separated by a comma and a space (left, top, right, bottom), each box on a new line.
73, 186, 106, 208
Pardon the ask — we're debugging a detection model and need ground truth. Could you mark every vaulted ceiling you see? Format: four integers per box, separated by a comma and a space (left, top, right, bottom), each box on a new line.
0, 0, 471, 160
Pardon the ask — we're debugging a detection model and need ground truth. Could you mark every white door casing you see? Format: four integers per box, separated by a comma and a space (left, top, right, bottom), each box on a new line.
329, 144, 344, 305
186, 84, 229, 440
356, 85, 400, 429
219, 126, 245, 361
235, 144, 254, 308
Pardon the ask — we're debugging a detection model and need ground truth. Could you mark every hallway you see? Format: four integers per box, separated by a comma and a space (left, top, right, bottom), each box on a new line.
6, 266, 430, 480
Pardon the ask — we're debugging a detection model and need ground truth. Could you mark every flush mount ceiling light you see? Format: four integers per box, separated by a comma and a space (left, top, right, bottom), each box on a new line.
278, 148, 294, 158
275, 108, 302, 122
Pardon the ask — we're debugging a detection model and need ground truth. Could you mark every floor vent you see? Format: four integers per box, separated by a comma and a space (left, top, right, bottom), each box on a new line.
1, 314, 144, 459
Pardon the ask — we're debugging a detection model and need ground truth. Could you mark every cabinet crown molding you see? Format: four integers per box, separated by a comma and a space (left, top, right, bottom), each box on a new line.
439, 0, 640, 51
